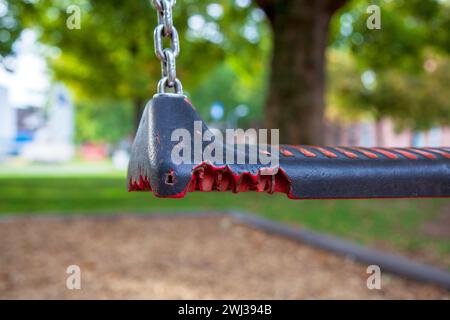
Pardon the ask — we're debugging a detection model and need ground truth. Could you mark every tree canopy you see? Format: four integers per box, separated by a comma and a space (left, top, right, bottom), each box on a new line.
329, 0, 450, 130
1, 0, 449, 142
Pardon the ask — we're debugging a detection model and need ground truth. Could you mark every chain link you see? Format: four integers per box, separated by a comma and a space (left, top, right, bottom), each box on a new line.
151, 0, 183, 94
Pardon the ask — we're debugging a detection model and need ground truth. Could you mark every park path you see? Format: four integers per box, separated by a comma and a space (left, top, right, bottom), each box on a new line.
0, 215, 448, 299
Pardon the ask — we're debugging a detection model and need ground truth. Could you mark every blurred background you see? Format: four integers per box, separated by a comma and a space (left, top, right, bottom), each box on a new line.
0, 0, 449, 298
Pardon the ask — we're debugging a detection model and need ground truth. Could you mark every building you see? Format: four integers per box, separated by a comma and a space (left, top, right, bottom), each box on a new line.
324, 118, 450, 147
0, 86, 17, 157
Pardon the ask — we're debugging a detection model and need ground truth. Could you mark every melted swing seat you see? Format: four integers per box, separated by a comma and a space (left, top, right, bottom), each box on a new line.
128, 95, 450, 199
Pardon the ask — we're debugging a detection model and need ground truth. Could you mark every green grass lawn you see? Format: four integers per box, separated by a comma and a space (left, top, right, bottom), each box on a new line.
0, 173, 448, 268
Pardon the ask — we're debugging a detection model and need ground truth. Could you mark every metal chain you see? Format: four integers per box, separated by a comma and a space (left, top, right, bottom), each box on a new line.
151, 0, 183, 94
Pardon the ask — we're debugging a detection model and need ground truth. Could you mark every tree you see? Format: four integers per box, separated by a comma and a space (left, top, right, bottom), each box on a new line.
6, 0, 348, 144
0, 0, 25, 66
256, 0, 347, 144
8, 0, 269, 135
327, 50, 450, 133
330, 0, 450, 136
3, 0, 449, 145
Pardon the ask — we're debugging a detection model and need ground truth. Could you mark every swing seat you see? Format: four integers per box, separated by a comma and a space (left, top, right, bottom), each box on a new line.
127, 95, 450, 199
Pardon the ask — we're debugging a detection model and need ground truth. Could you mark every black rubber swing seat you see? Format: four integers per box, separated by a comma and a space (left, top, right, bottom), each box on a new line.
127, 95, 450, 199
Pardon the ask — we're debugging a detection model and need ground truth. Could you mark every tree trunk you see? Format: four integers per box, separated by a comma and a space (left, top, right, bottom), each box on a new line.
134, 98, 145, 135
257, 0, 347, 145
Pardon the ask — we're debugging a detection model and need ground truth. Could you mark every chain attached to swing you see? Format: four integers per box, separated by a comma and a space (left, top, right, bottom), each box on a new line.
151, 0, 183, 94
129, 1, 450, 200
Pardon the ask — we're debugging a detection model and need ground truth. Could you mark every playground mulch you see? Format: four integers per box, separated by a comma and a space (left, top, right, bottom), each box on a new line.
0, 215, 448, 299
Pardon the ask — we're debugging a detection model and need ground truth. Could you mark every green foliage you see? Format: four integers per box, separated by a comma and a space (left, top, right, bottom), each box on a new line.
75, 99, 133, 144
189, 62, 268, 125
0, 0, 23, 60
371, 57, 450, 130
5, 0, 270, 141
333, 0, 450, 71
329, 0, 450, 129
2, 0, 450, 140
11, 0, 270, 102
327, 50, 450, 130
